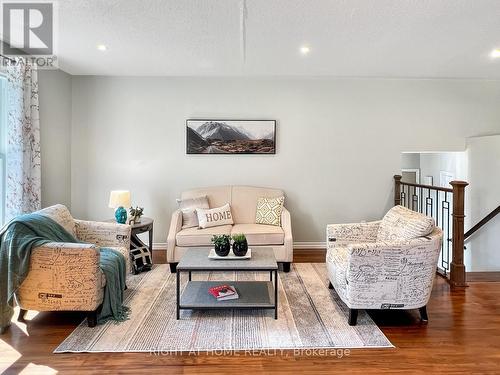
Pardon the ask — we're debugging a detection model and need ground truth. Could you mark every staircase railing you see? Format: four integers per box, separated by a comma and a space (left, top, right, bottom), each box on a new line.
464, 205, 500, 241
394, 175, 468, 287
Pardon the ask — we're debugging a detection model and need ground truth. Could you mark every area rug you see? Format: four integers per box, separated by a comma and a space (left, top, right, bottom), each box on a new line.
54, 263, 393, 352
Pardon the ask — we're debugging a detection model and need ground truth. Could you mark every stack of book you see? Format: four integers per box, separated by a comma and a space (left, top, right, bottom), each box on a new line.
208, 284, 239, 301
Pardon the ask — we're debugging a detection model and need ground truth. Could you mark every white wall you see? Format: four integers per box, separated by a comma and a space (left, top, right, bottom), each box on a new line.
466, 135, 500, 271
69, 77, 500, 243
419, 152, 468, 186
38, 70, 72, 208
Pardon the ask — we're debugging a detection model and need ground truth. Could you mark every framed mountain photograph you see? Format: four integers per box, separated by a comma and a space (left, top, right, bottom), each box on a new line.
186, 119, 276, 154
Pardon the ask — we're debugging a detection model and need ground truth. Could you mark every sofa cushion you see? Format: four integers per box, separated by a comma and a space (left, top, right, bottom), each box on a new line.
255, 196, 285, 226
231, 224, 284, 245
177, 195, 209, 229
377, 205, 435, 242
231, 186, 284, 224
176, 225, 233, 247
181, 186, 231, 210
196, 203, 234, 229
37, 204, 76, 237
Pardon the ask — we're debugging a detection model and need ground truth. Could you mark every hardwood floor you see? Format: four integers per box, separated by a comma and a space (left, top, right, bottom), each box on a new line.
1, 250, 500, 374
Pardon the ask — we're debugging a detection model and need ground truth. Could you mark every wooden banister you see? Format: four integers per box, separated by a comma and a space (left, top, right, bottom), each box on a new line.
397, 181, 453, 193
393, 175, 468, 288
465, 205, 500, 240
394, 175, 402, 206
450, 181, 468, 287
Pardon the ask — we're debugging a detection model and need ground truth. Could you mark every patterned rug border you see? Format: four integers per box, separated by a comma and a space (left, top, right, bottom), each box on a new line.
54, 264, 394, 353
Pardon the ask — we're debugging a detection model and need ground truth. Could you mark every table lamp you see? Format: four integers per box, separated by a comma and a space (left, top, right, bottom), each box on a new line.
108, 190, 131, 224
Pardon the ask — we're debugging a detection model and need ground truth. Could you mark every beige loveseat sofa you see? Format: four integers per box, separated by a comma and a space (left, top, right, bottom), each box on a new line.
167, 186, 293, 272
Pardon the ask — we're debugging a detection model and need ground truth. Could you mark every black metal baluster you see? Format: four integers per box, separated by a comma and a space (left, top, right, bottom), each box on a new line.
412, 186, 418, 212
428, 188, 433, 218
435, 189, 439, 233
444, 192, 451, 273
403, 185, 408, 207
407, 185, 410, 209
420, 186, 423, 214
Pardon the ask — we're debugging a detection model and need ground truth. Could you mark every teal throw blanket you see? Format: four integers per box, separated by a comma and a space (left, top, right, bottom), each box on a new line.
0, 213, 129, 332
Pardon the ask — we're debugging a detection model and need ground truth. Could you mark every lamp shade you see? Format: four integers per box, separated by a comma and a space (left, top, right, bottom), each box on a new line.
108, 190, 131, 208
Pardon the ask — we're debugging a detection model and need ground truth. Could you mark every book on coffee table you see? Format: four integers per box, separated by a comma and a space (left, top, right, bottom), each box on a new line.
208, 285, 239, 301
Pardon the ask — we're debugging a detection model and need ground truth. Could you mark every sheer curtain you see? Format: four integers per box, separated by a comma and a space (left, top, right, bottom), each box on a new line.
0, 61, 41, 222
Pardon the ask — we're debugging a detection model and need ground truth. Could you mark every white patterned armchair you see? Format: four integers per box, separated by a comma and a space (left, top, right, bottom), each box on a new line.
326, 205, 442, 326
15, 205, 131, 327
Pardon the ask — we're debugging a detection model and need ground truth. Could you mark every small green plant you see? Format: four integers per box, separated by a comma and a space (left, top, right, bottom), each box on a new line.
129, 206, 144, 218
231, 233, 247, 243
211, 234, 231, 246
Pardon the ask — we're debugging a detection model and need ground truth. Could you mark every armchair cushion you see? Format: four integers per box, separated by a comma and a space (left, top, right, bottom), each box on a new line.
377, 205, 435, 242
38, 204, 76, 237
74, 220, 132, 273
75, 220, 131, 247
327, 221, 381, 245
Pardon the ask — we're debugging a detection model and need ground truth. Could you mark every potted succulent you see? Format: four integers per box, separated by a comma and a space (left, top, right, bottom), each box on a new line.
129, 206, 144, 224
232, 233, 248, 257
212, 234, 231, 257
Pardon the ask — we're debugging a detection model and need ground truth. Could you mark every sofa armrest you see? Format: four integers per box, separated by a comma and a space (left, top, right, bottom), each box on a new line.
17, 242, 104, 311
167, 210, 183, 263
281, 207, 293, 261
327, 221, 381, 247
75, 220, 131, 249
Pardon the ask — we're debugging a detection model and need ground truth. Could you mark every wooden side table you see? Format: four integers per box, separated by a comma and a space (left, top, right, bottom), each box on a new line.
105, 217, 154, 264
130, 217, 154, 263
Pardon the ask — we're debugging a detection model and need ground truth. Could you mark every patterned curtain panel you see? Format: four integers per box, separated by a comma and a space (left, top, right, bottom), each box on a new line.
1, 62, 41, 221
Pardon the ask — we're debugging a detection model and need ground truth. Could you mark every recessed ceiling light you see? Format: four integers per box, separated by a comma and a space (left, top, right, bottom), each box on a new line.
300, 46, 310, 55
97, 44, 107, 51
490, 49, 500, 59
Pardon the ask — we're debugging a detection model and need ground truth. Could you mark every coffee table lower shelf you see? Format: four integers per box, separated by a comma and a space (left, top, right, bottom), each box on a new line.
177, 281, 277, 319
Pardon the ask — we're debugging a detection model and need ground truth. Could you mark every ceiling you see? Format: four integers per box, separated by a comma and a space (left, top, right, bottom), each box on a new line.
55, 0, 500, 77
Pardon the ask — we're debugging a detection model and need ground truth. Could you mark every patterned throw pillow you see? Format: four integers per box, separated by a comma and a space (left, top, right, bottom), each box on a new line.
130, 246, 152, 274
177, 196, 209, 229
255, 196, 285, 226
196, 203, 234, 229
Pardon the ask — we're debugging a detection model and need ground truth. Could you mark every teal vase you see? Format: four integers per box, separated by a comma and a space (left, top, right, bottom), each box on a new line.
115, 206, 127, 224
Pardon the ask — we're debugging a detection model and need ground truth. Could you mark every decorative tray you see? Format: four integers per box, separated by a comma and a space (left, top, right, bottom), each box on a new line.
208, 248, 252, 260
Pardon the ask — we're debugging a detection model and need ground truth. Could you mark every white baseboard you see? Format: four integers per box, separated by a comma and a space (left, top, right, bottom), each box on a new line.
153, 243, 167, 250
293, 242, 326, 249
152, 242, 326, 250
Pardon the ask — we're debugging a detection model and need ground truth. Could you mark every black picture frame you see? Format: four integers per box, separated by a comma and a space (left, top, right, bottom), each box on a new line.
186, 119, 277, 154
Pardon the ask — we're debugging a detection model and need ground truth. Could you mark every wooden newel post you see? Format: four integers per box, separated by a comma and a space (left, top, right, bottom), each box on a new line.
450, 180, 468, 287
394, 175, 402, 206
